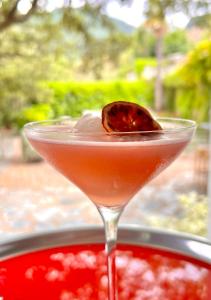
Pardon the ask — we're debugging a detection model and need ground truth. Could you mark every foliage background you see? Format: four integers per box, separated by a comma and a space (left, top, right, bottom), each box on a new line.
165, 39, 211, 123
0, 1, 210, 130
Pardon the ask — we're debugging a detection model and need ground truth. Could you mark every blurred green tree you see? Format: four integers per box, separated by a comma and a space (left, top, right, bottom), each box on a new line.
132, 26, 156, 58
80, 30, 131, 79
143, 0, 211, 112
0, 1, 131, 128
164, 29, 191, 55
0, 0, 39, 32
165, 39, 211, 122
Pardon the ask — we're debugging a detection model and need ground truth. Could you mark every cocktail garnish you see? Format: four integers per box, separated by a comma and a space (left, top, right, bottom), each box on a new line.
102, 101, 162, 132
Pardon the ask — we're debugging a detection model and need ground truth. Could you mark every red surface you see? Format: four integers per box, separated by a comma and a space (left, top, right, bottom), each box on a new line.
0, 243, 210, 300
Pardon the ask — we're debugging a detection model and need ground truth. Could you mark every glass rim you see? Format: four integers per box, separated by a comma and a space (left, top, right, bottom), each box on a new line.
24, 117, 197, 136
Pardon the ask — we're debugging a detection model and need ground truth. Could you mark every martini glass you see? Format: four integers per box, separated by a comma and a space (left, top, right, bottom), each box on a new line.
24, 117, 196, 300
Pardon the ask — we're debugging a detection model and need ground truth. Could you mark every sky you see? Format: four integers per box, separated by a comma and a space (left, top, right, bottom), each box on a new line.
18, 0, 190, 29
105, 0, 189, 28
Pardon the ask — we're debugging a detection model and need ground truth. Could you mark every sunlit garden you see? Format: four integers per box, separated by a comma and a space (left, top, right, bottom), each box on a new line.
0, 0, 210, 240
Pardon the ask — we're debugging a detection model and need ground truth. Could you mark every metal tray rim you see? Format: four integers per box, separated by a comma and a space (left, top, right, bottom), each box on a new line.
0, 225, 210, 264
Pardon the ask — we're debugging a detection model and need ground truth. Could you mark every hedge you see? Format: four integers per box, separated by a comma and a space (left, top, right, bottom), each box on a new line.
19, 80, 154, 127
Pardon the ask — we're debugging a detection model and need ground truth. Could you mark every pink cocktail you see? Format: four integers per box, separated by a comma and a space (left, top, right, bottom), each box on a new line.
29, 130, 188, 207
24, 116, 196, 300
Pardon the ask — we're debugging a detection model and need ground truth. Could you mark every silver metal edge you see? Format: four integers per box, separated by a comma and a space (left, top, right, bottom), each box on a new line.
0, 225, 210, 264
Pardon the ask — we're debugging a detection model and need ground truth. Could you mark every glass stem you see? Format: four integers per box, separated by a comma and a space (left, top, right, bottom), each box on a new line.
98, 205, 124, 300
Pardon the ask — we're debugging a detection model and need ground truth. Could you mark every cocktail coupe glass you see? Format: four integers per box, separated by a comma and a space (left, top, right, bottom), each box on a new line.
24, 117, 196, 300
